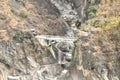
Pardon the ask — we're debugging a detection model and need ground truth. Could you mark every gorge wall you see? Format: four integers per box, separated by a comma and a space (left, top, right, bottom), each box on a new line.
0, 0, 120, 80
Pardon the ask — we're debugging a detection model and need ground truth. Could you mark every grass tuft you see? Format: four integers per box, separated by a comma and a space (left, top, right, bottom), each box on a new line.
19, 10, 28, 18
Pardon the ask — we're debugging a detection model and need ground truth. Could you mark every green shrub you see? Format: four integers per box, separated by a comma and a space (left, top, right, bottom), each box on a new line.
13, 31, 24, 42
87, 5, 97, 19
113, 31, 120, 41
94, 20, 107, 28
96, 35, 103, 43
88, 12, 96, 19
87, 6, 97, 13
86, 16, 120, 30
11, 8, 18, 15
19, 10, 28, 18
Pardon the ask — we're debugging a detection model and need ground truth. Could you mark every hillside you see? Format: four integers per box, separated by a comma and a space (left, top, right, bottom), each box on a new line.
0, 0, 120, 80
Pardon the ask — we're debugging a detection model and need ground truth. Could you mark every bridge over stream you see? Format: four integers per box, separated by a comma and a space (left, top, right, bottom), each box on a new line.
35, 35, 78, 42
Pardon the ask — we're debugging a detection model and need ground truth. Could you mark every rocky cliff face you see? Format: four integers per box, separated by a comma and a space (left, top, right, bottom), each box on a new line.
0, 0, 120, 80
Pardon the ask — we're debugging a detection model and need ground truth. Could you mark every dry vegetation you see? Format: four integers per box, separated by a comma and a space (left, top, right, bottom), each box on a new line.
86, 0, 120, 37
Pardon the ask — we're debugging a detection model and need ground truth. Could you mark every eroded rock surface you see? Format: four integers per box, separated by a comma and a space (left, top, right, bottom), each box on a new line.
0, 0, 120, 80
